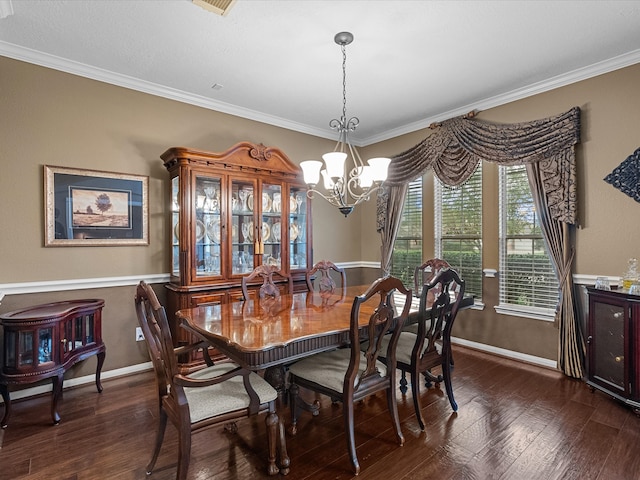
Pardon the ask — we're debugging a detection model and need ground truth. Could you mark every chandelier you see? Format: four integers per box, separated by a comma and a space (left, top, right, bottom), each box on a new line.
300, 32, 391, 217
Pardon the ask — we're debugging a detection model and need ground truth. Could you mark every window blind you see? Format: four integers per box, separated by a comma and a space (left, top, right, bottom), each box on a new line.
391, 178, 422, 289
499, 164, 558, 310
435, 164, 483, 299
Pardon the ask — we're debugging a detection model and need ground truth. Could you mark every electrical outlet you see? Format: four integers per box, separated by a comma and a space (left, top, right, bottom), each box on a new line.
135, 326, 144, 342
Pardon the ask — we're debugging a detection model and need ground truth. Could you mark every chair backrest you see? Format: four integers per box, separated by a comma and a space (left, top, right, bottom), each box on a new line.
134, 281, 178, 399
305, 259, 346, 293
241, 264, 293, 300
416, 268, 465, 359
346, 276, 412, 394
414, 258, 451, 295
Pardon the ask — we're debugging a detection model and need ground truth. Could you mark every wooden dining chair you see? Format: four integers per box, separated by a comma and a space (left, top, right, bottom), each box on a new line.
134, 281, 288, 478
305, 259, 346, 293
414, 258, 452, 297
379, 268, 465, 430
241, 264, 293, 300
288, 276, 412, 475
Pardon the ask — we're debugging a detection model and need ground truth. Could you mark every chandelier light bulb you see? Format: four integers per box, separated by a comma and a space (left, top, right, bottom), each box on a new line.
322, 151, 347, 179
367, 157, 391, 183
300, 160, 323, 186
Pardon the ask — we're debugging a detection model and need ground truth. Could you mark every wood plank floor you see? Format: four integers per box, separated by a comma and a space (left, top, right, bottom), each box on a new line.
1, 346, 639, 480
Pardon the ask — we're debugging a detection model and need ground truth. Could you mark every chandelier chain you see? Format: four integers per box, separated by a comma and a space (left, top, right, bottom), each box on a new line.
341, 42, 347, 126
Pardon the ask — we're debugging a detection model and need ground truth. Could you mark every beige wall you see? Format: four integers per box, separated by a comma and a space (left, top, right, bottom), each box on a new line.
2, 55, 640, 380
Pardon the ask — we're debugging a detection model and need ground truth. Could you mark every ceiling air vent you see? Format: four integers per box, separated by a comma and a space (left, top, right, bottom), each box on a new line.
192, 0, 237, 16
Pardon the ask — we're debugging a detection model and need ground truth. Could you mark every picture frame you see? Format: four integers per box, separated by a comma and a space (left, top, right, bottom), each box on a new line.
44, 165, 149, 246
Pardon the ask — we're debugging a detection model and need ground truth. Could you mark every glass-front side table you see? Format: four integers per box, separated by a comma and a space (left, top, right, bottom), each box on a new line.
0, 299, 105, 427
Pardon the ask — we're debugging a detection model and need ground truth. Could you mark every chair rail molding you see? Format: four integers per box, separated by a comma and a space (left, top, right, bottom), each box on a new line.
0, 274, 170, 296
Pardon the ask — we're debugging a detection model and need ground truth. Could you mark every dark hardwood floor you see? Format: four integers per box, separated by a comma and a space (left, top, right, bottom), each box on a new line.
1, 346, 639, 480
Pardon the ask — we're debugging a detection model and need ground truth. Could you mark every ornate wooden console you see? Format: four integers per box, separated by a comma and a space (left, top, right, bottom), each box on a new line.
0, 299, 106, 427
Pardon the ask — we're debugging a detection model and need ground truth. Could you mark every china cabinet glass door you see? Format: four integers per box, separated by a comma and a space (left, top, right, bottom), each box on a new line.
195, 174, 222, 278
288, 186, 308, 271
171, 176, 180, 276
262, 182, 283, 269
231, 179, 256, 275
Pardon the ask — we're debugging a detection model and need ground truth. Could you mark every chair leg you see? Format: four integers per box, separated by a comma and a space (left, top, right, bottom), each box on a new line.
343, 397, 360, 475
386, 383, 405, 446
399, 370, 408, 394
264, 406, 280, 476
442, 354, 458, 412
289, 383, 300, 435
410, 369, 426, 431
146, 408, 168, 474
176, 423, 192, 480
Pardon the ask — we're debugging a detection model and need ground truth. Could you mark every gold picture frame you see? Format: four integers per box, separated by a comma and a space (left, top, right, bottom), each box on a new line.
44, 165, 149, 246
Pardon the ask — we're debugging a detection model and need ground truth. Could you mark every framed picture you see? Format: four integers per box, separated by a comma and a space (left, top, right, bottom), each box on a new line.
44, 165, 149, 246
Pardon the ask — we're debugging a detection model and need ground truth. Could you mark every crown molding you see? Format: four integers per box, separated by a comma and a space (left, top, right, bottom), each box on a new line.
0, 40, 335, 141
363, 49, 640, 145
2, 40, 639, 147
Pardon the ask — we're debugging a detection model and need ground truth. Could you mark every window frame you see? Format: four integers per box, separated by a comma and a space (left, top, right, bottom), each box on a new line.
497, 164, 558, 322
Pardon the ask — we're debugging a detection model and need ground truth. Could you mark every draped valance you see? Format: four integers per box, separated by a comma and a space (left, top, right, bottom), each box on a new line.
383, 106, 581, 224
376, 107, 584, 379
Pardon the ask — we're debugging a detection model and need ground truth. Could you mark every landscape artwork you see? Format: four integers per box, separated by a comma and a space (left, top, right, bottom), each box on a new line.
71, 188, 131, 228
45, 165, 148, 246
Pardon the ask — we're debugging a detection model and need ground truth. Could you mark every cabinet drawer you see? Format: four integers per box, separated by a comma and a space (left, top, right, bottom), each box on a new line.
189, 292, 226, 307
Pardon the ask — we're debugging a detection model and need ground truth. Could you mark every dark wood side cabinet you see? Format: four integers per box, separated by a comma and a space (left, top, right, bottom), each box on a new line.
0, 299, 106, 427
586, 287, 640, 411
162, 142, 312, 371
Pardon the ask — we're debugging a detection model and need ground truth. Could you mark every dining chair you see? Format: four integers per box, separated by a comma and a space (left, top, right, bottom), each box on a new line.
288, 276, 412, 475
379, 268, 465, 430
414, 258, 452, 297
241, 264, 293, 300
134, 281, 288, 478
305, 259, 346, 293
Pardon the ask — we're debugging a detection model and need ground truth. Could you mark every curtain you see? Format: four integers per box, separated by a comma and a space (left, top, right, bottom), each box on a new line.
526, 161, 584, 378
377, 107, 582, 378
377, 183, 408, 276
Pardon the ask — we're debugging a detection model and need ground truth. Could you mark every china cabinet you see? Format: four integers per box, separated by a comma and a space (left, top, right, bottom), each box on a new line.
0, 299, 105, 427
586, 287, 640, 412
161, 142, 312, 370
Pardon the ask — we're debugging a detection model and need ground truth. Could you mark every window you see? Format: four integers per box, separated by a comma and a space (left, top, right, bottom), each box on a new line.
434, 164, 483, 299
498, 164, 558, 320
391, 178, 422, 288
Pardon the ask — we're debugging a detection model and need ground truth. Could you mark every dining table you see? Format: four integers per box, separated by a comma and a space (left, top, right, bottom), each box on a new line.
176, 284, 474, 386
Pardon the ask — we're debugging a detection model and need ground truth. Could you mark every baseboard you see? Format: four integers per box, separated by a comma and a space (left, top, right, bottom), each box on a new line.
451, 337, 558, 370
0, 362, 153, 404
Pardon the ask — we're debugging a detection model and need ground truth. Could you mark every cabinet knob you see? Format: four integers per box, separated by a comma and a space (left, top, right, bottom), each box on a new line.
615, 356, 624, 363
586, 335, 592, 344
613, 312, 623, 318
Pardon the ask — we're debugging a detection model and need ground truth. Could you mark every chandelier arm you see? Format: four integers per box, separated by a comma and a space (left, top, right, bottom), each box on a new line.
345, 176, 373, 203
347, 141, 365, 169
305, 188, 345, 208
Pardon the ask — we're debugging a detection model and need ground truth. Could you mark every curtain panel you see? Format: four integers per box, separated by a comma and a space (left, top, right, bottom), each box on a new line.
377, 106, 583, 378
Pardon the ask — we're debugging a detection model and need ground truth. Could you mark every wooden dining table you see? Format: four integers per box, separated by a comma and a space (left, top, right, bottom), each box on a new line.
177, 284, 474, 375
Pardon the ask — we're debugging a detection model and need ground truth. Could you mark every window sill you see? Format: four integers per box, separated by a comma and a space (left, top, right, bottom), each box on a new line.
494, 304, 556, 322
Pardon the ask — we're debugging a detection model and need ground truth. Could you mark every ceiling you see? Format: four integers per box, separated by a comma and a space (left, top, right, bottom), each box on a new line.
1, 0, 640, 145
